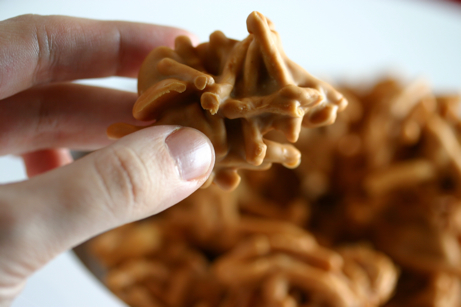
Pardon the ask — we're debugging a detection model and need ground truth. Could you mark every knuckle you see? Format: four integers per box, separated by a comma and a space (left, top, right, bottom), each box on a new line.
93, 146, 151, 216
9, 14, 40, 23
25, 15, 56, 85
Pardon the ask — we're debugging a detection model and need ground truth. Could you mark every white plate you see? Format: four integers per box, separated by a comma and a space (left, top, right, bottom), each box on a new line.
1, 0, 461, 306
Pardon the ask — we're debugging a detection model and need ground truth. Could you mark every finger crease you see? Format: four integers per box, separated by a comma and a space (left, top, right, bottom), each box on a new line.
93, 146, 148, 217
32, 21, 54, 86
35, 96, 58, 137
93, 158, 119, 219
112, 148, 136, 206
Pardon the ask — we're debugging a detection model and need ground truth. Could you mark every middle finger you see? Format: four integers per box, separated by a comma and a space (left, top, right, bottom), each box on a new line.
0, 83, 150, 155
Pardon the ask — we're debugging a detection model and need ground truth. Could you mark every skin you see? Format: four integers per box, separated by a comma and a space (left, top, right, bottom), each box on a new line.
0, 14, 214, 306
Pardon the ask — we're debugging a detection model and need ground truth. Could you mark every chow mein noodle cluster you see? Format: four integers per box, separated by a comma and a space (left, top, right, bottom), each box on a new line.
107, 11, 346, 190
91, 11, 461, 307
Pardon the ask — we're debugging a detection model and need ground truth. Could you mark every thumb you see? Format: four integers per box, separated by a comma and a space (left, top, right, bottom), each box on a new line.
0, 125, 214, 284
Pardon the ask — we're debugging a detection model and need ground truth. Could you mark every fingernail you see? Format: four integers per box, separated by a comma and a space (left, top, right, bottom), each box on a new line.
165, 128, 214, 181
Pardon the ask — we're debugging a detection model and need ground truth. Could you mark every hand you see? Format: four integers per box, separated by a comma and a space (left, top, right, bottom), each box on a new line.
0, 14, 214, 306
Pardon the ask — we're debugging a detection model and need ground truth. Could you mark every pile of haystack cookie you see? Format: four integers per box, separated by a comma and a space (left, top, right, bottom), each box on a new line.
91, 11, 461, 307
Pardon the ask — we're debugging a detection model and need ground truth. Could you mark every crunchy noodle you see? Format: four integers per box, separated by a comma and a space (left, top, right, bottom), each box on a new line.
107, 11, 346, 190
88, 10, 461, 307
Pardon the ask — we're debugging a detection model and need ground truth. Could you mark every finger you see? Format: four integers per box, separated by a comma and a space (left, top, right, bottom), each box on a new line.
0, 83, 151, 155
21, 148, 73, 177
0, 126, 214, 282
0, 14, 198, 100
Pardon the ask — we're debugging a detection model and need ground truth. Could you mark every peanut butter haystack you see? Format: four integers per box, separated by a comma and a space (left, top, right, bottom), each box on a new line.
91, 184, 398, 307
107, 11, 346, 190
90, 78, 461, 307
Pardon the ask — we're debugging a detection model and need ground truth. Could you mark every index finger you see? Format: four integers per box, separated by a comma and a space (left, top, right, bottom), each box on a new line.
0, 14, 198, 100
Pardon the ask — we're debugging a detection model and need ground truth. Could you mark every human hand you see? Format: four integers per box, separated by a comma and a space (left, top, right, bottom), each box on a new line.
0, 14, 214, 306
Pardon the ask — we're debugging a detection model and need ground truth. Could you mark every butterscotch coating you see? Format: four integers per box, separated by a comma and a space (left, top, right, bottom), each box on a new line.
212, 239, 397, 307
93, 216, 397, 307
89, 163, 399, 307
385, 272, 461, 307
107, 11, 346, 190
94, 223, 217, 307
91, 78, 461, 306
300, 79, 461, 303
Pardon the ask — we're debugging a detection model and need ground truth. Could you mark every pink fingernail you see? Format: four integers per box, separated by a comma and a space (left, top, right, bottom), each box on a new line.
165, 128, 214, 181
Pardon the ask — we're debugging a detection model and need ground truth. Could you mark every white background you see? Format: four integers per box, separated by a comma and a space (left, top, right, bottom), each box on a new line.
1, 0, 461, 306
